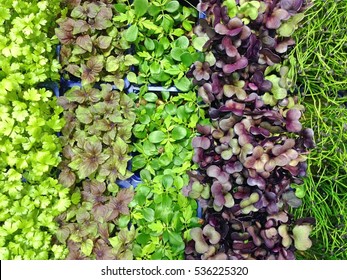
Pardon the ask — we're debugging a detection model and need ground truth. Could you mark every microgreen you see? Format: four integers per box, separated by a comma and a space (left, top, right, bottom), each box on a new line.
0, 0, 60, 98
58, 83, 135, 187
183, 0, 315, 259
131, 87, 206, 175
0, 0, 69, 260
55, 184, 136, 260
287, 0, 347, 260
56, 82, 137, 259
0, 87, 68, 260
130, 87, 208, 259
113, 0, 202, 90
55, 0, 138, 89
2, 0, 339, 261
186, 210, 315, 260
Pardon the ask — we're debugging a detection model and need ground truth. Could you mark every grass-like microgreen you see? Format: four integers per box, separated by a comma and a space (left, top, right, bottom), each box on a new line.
287, 0, 347, 260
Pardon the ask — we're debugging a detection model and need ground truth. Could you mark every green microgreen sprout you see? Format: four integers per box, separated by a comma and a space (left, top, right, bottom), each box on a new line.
288, 0, 347, 260
114, 0, 202, 90
129, 86, 208, 259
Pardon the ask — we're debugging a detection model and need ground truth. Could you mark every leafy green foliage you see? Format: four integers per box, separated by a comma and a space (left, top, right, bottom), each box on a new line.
55, 0, 138, 89
0, 0, 68, 260
130, 87, 207, 259
132, 88, 206, 176
113, 0, 202, 89
288, 0, 347, 260
0, 0, 61, 100
0, 87, 69, 260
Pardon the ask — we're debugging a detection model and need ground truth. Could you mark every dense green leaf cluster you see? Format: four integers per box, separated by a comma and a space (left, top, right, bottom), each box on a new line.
289, 0, 347, 260
0, 0, 61, 95
0, 89, 69, 259
0, 0, 69, 260
129, 88, 207, 259
132, 89, 205, 174
114, 0, 202, 90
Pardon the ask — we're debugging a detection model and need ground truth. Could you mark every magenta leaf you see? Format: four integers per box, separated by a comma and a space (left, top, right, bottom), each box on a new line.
300, 128, 315, 149
59, 167, 76, 188
55, 28, 74, 44
272, 139, 295, 156
92, 7, 113, 30
250, 71, 273, 92
280, 0, 303, 12
81, 56, 103, 83
192, 136, 211, 150
275, 38, 295, 53
223, 57, 248, 74
206, 165, 221, 178
286, 121, 302, 132
227, 17, 243, 30
266, 9, 290, 29
211, 73, 222, 94
197, 124, 212, 135
198, 83, 215, 104
193, 61, 211, 81
250, 126, 271, 137
219, 99, 245, 116
207, 165, 230, 184
219, 115, 240, 131
222, 37, 239, 58
259, 48, 281, 64
240, 25, 251, 40
286, 108, 302, 120
225, 161, 243, 174
260, 32, 276, 48
286, 109, 302, 132
215, 17, 244, 36
247, 175, 266, 190
59, 18, 75, 32
245, 34, 261, 59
